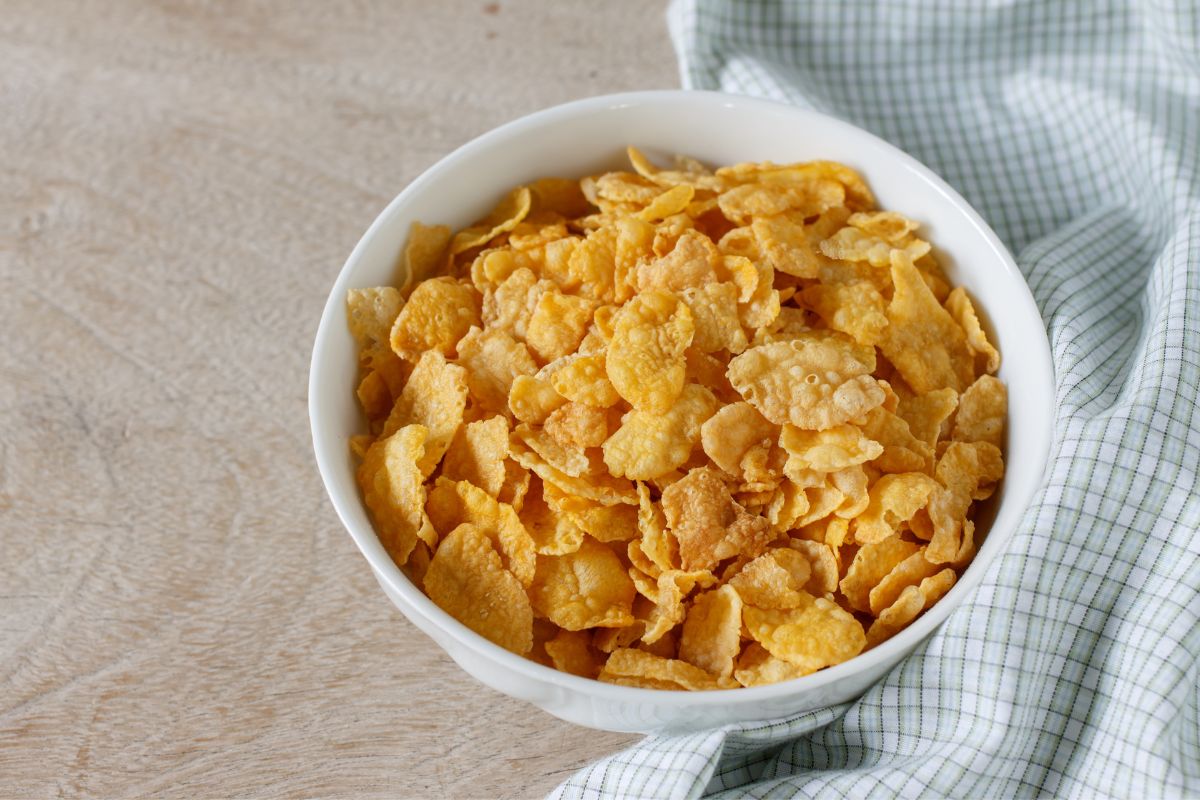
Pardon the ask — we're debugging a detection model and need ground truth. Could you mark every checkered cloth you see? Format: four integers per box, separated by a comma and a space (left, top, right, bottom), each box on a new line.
553, 1, 1200, 797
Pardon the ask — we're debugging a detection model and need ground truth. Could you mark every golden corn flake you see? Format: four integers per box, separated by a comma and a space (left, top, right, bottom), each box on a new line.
879, 251, 975, 393
840, 535, 920, 612
544, 629, 602, 679
389, 277, 482, 361
733, 642, 807, 687
819, 224, 930, 267
945, 287, 1000, 374
526, 290, 595, 364
728, 552, 805, 609
543, 401, 609, 450
953, 375, 1007, 448
450, 186, 532, 254
518, 479, 585, 556
679, 585, 743, 677
510, 435, 638, 506
663, 466, 771, 572
751, 214, 821, 279
780, 423, 883, 473
514, 422, 593, 479
789, 539, 840, 596
425, 477, 537, 587
550, 353, 621, 408
855, 473, 939, 544
356, 369, 392, 421
530, 538, 635, 630
381, 351, 468, 476
348, 148, 1005, 690
508, 374, 566, 424
802, 280, 888, 347
455, 325, 538, 413
606, 290, 694, 413
927, 441, 1004, 564
681, 282, 750, 354
700, 401, 779, 480
897, 387, 959, 449
847, 211, 918, 241
400, 222, 452, 293
482, 267, 546, 338
866, 568, 957, 646
868, 547, 944, 616
743, 595, 865, 675
424, 523, 533, 654
857, 406, 934, 474
347, 286, 404, 370
728, 336, 885, 430
636, 229, 721, 293
357, 425, 437, 565
599, 647, 726, 691
570, 503, 638, 543
603, 384, 718, 480
441, 415, 510, 497
642, 569, 718, 644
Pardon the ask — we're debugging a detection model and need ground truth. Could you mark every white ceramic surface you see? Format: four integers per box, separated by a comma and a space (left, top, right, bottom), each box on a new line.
309, 90, 1055, 734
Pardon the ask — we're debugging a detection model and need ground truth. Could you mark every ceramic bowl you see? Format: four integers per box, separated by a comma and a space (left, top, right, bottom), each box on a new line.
309, 90, 1054, 733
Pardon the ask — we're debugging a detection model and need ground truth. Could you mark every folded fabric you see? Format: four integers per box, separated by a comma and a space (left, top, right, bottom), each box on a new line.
553, 1, 1200, 797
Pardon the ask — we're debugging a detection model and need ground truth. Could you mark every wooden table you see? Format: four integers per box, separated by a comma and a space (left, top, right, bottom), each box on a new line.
1, 2, 677, 795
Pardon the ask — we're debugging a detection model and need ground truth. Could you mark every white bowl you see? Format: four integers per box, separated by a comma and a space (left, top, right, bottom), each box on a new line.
309, 90, 1054, 733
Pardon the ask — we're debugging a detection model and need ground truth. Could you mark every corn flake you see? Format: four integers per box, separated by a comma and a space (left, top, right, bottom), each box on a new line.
743, 595, 865, 674
357, 425, 437, 565
603, 385, 718, 480
424, 523, 533, 654
425, 477, 537, 587
441, 415, 510, 497
455, 325, 538, 413
389, 277, 482, 361
679, 585, 743, 677
606, 290, 694, 413
530, 538, 635, 630
663, 467, 771, 572
953, 375, 1007, 448
727, 336, 884, 430
879, 251, 974, 393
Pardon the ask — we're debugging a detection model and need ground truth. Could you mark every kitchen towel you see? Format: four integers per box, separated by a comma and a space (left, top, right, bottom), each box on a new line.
554, 1, 1200, 797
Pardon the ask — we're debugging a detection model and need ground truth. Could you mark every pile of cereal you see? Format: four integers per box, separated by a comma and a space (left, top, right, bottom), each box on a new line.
346, 148, 1006, 690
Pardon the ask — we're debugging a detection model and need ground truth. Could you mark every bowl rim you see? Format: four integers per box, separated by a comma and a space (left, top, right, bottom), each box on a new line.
309, 89, 1055, 707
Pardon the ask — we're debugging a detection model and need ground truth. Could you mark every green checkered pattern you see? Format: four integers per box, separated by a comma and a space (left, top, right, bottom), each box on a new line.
553, 1, 1200, 798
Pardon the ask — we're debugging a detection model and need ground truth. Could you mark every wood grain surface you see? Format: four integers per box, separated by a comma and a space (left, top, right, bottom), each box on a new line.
0, 2, 678, 796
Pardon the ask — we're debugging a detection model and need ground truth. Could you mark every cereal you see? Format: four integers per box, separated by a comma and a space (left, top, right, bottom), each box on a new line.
380, 351, 468, 476
743, 596, 866, 675
879, 251, 975, 393
530, 538, 635, 630
602, 384, 718, 480
424, 523, 533, 655
606, 290, 694, 413
356, 425, 437, 565
425, 477, 537, 587
348, 147, 1006, 689
663, 466, 771, 572
679, 585, 743, 678
389, 277, 481, 361
441, 415, 511, 498
727, 335, 885, 430
953, 375, 1007, 448
855, 473, 940, 544
455, 325, 538, 414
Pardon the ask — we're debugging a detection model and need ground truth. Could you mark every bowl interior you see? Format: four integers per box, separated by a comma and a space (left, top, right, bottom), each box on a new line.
310, 91, 1054, 705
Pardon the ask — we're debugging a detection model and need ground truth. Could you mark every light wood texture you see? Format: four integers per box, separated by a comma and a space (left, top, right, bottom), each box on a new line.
0, 2, 677, 795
